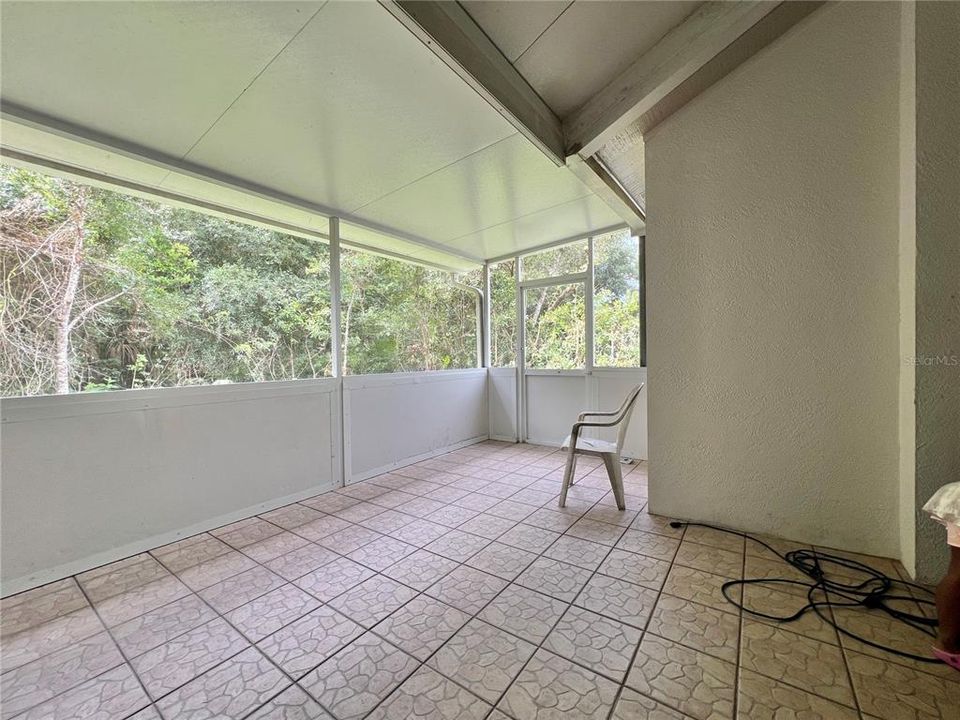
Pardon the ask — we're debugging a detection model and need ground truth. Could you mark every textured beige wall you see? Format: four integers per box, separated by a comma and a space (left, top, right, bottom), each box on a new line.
645, 3, 902, 556
914, 1, 960, 581
897, 1, 917, 577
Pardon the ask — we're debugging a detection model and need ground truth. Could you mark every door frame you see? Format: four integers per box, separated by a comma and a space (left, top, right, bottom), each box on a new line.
515, 236, 595, 442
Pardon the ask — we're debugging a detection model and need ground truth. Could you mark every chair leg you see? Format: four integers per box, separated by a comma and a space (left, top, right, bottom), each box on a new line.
603, 453, 626, 511
559, 451, 578, 508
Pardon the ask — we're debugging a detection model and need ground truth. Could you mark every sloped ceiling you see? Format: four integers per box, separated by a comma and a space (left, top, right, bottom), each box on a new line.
462, 0, 701, 118
462, 0, 703, 210
0, 1, 625, 269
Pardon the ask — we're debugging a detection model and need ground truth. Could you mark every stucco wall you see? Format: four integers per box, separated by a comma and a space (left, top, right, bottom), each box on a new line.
914, 1, 960, 581
897, 1, 917, 576
645, 3, 902, 556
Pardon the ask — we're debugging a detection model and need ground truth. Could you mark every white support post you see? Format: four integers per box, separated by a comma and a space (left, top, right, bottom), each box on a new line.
585, 237, 597, 439
586, 236, 595, 373
329, 217, 346, 486
514, 256, 524, 443
482, 262, 492, 369
638, 234, 647, 368
329, 217, 343, 378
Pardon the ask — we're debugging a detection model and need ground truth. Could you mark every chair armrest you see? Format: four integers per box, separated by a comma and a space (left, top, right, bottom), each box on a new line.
578, 410, 618, 420
571, 418, 623, 433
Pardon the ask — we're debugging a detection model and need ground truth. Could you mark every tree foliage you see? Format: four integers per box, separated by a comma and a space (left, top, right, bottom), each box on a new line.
489, 234, 640, 369
0, 165, 640, 397
0, 166, 477, 395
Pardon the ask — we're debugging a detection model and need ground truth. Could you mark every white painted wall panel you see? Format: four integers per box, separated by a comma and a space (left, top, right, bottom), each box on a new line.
0, 379, 339, 595
344, 370, 487, 481
524, 374, 588, 446
523, 371, 647, 459
645, 3, 901, 557
593, 370, 647, 460
488, 368, 518, 442
1, 370, 495, 595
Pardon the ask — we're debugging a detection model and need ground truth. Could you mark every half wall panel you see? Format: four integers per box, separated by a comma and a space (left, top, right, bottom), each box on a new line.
488, 367, 518, 441
0, 379, 340, 595
343, 369, 488, 482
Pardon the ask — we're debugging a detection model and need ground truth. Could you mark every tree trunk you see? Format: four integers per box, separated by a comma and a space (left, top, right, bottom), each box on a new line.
53, 187, 88, 393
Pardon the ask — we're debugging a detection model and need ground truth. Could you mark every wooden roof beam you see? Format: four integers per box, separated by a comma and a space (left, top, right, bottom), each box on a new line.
564, 1, 824, 158
382, 0, 566, 166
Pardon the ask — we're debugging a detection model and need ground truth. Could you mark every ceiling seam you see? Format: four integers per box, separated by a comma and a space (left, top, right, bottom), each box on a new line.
513, 0, 575, 65
444, 190, 597, 245
173, 1, 330, 168
349, 132, 519, 213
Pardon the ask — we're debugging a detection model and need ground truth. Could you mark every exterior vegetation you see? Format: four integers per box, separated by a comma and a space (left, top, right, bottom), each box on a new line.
0, 165, 640, 397
0, 166, 476, 395
339, 250, 479, 375
491, 234, 641, 369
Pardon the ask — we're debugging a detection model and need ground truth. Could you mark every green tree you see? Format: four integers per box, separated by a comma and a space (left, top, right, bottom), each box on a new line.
1, 165, 482, 396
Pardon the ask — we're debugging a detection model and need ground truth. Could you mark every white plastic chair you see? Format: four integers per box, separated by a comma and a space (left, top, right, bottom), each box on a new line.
558, 383, 644, 511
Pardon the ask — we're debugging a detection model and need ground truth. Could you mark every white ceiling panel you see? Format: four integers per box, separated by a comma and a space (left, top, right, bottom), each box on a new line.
0, 118, 171, 189
158, 172, 331, 235
183, 1, 516, 213
511, 0, 701, 117
461, 1, 571, 62
0, 1, 321, 157
2, 114, 481, 272
353, 133, 593, 242
1, 1, 631, 266
447, 194, 624, 259
339, 222, 478, 272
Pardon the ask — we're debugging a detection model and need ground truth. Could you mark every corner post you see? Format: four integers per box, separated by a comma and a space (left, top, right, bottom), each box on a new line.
329, 217, 346, 486
482, 261, 492, 369
329, 217, 342, 378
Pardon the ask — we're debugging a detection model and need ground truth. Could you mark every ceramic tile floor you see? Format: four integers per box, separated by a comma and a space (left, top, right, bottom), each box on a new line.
2, 441, 958, 720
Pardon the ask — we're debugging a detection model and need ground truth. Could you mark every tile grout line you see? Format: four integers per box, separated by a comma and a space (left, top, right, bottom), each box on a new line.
154, 501, 484, 719
732, 532, 747, 720
112, 552, 309, 715
358, 489, 610, 720
155, 446, 590, 718
5, 445, 651, 720
72, 580, 157, 720
295, 461, 574, 717
285, 469, 654, 714
11, 552, 275, 716
1, 448, 556, 608
303, 452, 650, 716
489, 502, 628, 719
113, 509, 434, 718
357, 461, 635, 714
473, 479, 658, 716
25, 485, 468, 715
130, 517, 462, 710
603, 519, 687, 720
7, 515, 621, 718
832, 572, 868, 719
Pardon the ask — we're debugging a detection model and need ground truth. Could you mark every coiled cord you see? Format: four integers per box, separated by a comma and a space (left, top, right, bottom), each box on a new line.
669, 521, 939, 663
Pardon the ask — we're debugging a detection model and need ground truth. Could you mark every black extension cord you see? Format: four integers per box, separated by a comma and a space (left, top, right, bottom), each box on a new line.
668, 521, 939, 664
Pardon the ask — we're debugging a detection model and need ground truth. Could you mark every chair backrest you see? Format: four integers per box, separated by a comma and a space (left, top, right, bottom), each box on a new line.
615, 384, 645, 451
